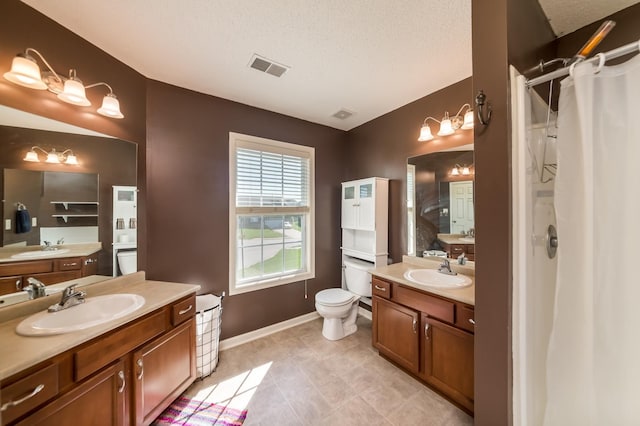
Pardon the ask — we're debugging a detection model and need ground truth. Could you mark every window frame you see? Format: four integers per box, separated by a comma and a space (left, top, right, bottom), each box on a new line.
228, 132, 315, 295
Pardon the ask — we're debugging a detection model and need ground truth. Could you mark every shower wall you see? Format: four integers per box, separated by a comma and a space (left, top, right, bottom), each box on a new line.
511, 67, 558, 426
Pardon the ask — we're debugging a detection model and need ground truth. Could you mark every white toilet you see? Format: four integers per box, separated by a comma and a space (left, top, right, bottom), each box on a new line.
117, 250, 137, 275
315, 257, 372, 340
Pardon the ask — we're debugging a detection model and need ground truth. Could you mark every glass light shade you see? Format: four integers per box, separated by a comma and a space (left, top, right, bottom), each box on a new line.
57, 78, 91, 106
462, 166, 471, 175
65, 153, 78, 165
23, 150, 40, 162
418, 124, 434, 141
451, 167, 460, 176
3, 55, 47, 90
461, 110, 474, 130
46, 150, 60, 164
97, 93, 124, 119
437, 113, 454, 136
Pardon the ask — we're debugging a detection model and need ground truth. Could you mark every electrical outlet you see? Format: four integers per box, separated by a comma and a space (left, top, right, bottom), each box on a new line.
4, 219, 10, 231
32, 217, 37, 227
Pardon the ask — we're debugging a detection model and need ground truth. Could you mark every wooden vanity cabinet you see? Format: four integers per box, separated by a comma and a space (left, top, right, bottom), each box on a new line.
438, 241, 475, 261
2, 293, 197, 426
371, 275, 474, 414
0, 255, 99, 296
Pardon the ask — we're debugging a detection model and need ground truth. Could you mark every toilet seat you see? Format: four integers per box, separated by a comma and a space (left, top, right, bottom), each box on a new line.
315, 288, 357, 307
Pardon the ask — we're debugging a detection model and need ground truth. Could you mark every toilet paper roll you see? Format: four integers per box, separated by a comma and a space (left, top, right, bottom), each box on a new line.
196, 294, 221, 312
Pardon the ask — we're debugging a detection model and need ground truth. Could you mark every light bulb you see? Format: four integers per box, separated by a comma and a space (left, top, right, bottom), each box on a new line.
57, 74, 91, 106
23, 150, 40, 162
97, 93, 124, 119
418, 123, 434, 142
3, 55, 47, 90
437, 112, 454, 136
461, 110, 474, 130
46, 150, 61, 164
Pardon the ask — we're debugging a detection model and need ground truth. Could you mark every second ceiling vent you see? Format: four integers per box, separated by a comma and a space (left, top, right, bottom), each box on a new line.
249, 54, 290, 78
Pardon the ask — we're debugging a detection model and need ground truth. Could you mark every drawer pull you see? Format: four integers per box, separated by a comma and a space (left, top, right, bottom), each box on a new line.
469, 318, 475, 325
118, 371, 126, 393
136, 359, 144, 380
0, 384, 45, 411
412, 318, 417, 333
63, 262, 78, 267
178, 305, 193, 315
15, 279, 21, 291
374, 285, 386, 292
425, 323, 430, 339
84, 258, 96, 265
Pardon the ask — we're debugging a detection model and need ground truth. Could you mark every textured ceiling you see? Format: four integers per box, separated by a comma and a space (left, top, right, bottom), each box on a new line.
538, 0, 640, 36
18, 1, 639, 131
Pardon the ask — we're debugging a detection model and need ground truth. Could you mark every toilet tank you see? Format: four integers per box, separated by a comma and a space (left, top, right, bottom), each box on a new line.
344, 257, 373, 297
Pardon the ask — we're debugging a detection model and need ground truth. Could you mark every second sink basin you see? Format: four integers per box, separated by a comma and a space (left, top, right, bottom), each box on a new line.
403, 269, 472, 289
16, 293, 145, 336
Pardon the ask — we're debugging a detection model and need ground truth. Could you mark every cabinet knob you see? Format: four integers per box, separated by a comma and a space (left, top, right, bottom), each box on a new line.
118, 371, 126, 393
136, 359, 144, 380
412, 318, 417, 333
468, 318, 475, 325
425, 323, 430, 339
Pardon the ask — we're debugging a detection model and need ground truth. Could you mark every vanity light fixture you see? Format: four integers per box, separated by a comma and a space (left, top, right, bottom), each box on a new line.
3, 48, 125, 119
418, 103, 474, 142
451, 164, 472, 176
23, 146, 79, 165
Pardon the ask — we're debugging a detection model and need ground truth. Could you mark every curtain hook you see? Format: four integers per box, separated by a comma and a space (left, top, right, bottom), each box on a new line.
569, 62, 578, 77
594, 53, 606, 74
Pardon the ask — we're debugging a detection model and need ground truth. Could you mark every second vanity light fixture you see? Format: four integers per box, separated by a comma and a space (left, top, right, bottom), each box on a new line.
3, 48, 124, 119
450, 164, 473, 176
418, 103, 474, 142
24, 146, 79, 165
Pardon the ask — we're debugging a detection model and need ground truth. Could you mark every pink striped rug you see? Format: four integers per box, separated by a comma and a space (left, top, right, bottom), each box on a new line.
153, 396, 247, 426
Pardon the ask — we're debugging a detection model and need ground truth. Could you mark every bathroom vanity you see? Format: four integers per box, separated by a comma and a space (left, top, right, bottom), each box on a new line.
0, 243, 101, 297
370, 257, 475, 414
436, 234, 475, 261
0, 272, 199, 425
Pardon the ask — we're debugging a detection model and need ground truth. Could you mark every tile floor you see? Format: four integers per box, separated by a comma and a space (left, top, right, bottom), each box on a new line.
184, 316, 473, 425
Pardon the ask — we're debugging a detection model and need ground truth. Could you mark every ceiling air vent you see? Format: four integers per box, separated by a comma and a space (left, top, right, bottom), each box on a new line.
332, 109, 354, 120
249, 54, 290, 78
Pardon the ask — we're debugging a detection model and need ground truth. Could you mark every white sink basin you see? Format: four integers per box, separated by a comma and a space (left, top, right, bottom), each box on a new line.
458, 237, 475, 243
16, 294, 145, 336
403, 269, 472, 289
11, 248, 70, 259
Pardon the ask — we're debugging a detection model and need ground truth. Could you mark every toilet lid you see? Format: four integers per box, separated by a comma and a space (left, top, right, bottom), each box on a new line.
315, 288, 357, 307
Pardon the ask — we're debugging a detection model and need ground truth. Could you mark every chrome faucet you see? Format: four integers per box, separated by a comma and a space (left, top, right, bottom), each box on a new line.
23, 277, 47, 299
48, 284, 86, 312
438, 259, 457, 276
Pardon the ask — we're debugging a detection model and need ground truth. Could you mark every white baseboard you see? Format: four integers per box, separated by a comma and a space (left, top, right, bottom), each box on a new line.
358, 307, 372, 320
219, 311, 320, 351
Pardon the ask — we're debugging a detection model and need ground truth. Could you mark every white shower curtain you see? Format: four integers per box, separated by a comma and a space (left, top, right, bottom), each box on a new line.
544, 54, 640, 424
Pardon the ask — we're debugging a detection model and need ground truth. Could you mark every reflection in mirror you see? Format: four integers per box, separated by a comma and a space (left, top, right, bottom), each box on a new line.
0, 105, 137, 307
407, 147, 474, 259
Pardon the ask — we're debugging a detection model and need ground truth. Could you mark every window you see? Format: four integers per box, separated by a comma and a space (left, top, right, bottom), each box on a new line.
229, 132, 315, 294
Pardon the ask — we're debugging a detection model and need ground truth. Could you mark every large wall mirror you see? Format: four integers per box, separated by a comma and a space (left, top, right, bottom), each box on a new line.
0, 105, 137, 305
407, 145, 474, 260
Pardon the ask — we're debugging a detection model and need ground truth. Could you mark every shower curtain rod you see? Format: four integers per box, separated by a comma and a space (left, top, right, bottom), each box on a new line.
525, 39, 640, 89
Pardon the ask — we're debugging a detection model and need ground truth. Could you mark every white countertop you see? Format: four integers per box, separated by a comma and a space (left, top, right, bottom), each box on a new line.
437, 234, 476, 245
0, 272, 200, 381
0, 242, 102, 263
370, 256, 475, 306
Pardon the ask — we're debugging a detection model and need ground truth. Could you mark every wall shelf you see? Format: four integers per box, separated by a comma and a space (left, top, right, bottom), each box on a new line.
50, 201, 99, 210
52, 214, 99, 223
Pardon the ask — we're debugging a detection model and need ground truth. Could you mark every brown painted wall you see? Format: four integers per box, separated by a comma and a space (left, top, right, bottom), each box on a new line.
145, 80, 347, 339
345, 78, 474, 263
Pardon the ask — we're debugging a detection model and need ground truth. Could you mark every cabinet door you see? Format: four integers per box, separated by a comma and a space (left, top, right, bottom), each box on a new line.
372, 296, 420, 373
421, 314, 474, 411
133, 319, 196, 426
341, 184, 358, 229
357, 181, 375, 230
17, 360, 126, 426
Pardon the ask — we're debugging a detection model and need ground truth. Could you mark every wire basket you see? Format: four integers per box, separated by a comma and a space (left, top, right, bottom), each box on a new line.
195, 295, 223, 379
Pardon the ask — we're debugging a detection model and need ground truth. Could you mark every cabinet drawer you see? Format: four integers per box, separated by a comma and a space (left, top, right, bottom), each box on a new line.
55, 257, 82, 271
172, 295, 196, 326
450, 245, 465, 256
0, 275, 22, 296
465, 245, 475, 254
0, 260, 53, 277
75, 310, 167, 381
372, 277, 391, 299
456, 304, 475, 333
1, 363, 59, 424
393, 285, 454, 324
